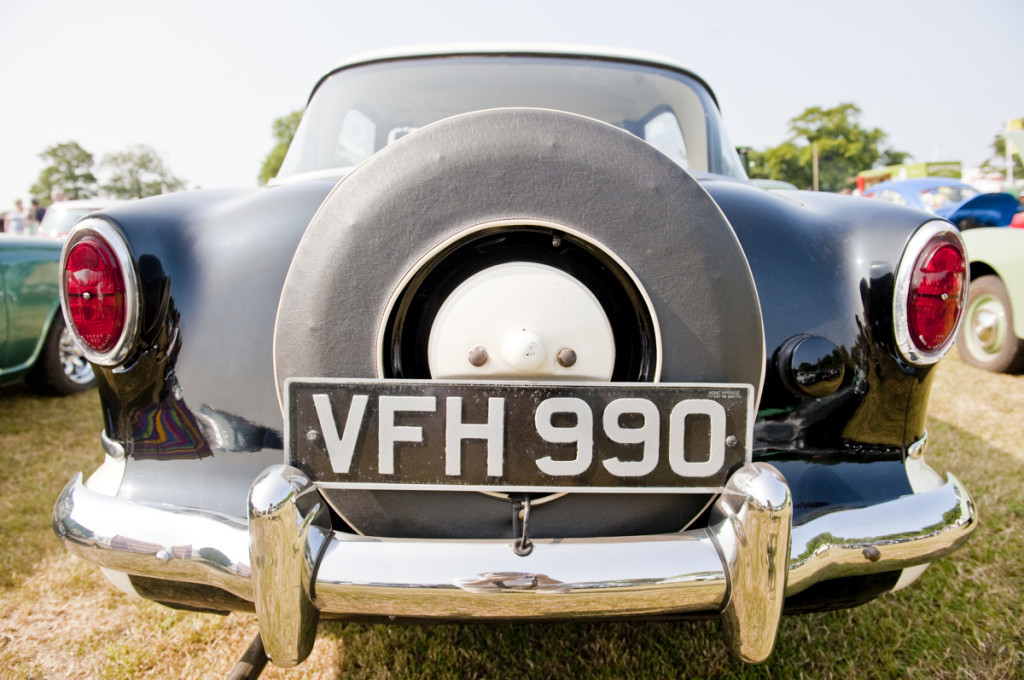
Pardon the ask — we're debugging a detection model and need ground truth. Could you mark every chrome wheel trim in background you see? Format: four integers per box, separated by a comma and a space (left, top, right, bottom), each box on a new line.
963, 293, 1007, 362
59, 325, 96, 385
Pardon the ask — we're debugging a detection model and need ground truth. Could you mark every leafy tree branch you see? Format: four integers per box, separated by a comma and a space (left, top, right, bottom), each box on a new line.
259, 111, 302, 185
746, 103, 909, 192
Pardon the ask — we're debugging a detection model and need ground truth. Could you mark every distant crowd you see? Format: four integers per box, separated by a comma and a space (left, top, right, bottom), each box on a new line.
1, 188, 66, 235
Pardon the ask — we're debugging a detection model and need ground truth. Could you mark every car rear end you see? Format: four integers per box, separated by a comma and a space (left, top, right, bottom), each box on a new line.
51, 48, 976, 669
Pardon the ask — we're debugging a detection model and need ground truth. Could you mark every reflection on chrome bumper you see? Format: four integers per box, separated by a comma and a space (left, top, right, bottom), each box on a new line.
53, 460, 976, 667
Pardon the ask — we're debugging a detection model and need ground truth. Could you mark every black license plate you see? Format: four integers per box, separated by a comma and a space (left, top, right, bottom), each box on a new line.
286, 379, 753, 493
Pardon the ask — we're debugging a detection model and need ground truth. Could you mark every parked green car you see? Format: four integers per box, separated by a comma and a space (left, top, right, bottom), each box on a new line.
958, 227, 1024, 373
0, 234, 95, 394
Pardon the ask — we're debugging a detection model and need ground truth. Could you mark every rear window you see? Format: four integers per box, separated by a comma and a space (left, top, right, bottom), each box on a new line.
278, 55, 747, 181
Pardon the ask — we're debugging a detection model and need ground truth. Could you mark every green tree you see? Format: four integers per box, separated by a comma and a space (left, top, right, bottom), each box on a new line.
748, 103, 909, 192
980, 133, 1024, 179
259, 110, 302, 185
746, 142, 807, 188
31, 141, 99, 201
878, 149, 912, 168
101, 145, 186, 199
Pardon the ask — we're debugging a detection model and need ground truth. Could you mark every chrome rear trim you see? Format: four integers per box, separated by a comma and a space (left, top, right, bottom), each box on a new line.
54, 459, 976, 667
787, 471, 975, 594
709, 464, 791, 662
248, 466, 331, 668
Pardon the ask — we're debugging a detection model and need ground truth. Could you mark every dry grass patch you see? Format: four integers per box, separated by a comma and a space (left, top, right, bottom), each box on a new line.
0, 557, 343, 679
927, 353, 1024, 461
0, 386, 102, 589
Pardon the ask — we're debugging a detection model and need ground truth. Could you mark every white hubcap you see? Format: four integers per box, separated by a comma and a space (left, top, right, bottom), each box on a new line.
428, 262, 615, 380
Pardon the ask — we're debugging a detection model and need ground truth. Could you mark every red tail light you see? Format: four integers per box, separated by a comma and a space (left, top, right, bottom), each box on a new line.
907, 242, 965, 351
65, 237, 126, 352
60, 220, 139, 365
894, 222, 967, 365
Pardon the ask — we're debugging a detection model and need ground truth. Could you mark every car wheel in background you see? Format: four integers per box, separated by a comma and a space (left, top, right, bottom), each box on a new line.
957, 275, 1024, 374
26, 314, 96, 395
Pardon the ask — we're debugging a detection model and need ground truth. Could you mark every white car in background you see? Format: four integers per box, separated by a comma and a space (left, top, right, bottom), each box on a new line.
37, 199, 123, 239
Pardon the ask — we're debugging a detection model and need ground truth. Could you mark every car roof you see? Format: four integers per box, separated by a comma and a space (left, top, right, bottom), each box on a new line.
313, 43, 720, 110
47, 198, 123, 210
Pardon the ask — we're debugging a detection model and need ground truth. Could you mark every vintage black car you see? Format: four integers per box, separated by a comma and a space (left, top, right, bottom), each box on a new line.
53, 46, 976, 669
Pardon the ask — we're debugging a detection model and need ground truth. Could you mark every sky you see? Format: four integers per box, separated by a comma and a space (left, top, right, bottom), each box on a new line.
1, 0, 1022, 204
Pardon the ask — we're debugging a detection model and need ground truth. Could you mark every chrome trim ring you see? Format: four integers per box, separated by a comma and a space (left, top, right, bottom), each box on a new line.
59, 218, 141, 366
100, 430, 127, 460
907, 431, 928, 459
892, 220, 967, 365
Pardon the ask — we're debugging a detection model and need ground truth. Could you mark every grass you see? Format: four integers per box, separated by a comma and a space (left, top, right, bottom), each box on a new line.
0, 385, 102, 590
0, 355, 1021, 679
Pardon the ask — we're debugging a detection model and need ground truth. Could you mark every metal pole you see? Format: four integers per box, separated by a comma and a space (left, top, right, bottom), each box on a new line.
1007, 121, 1014, 187
812, 141, 819, 191
226, 633, 268, 680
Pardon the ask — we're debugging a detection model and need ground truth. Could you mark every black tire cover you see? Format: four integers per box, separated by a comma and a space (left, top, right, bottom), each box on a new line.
274, 108, 764, 538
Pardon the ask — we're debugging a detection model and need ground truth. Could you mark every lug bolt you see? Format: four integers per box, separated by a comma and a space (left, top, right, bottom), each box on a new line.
468, 346, 489, 367
557, 348, 577, 368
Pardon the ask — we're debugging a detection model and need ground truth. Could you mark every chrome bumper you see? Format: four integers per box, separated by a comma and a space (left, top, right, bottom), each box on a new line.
54, 461, 976, 667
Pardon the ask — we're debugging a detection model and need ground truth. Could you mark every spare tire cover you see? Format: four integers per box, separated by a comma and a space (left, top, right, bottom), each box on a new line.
274, 108, 764, 539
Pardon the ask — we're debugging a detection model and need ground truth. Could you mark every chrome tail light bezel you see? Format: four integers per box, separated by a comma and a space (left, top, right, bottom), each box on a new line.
893, 220, 968, 366
59, 218, 141, 367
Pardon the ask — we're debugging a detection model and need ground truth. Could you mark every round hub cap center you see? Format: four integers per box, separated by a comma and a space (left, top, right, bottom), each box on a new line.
501, 329, 547, 372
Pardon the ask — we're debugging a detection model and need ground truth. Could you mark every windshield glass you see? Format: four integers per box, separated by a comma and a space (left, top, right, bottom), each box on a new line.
39, 207, 95, 234
278, 55, 747, 181
919, 184, 979, 212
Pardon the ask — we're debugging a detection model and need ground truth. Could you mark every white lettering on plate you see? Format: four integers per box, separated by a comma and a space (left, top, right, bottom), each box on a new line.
313, 393, 367, 474
310, 391, 736, 481
445, 397, 505, 476
668, 399, 726, 477
534, 397, 594, 476
378, 395, 436, 475
601, 398, 660, 476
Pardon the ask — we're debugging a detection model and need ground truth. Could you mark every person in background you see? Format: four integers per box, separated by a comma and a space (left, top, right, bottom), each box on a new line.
32, 197, 46, 223
4, 199, 26, 235
24, 199, 40, 235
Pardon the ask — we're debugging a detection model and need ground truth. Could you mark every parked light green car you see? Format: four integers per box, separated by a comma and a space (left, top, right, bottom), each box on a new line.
958, 227, 1024, 373
0, 234, 95, 394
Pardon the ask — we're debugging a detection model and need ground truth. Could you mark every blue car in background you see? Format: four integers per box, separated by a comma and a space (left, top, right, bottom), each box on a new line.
862, 177, 1019, 229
